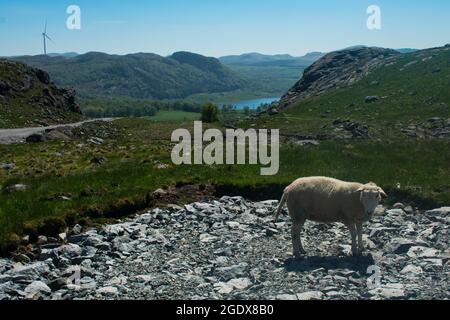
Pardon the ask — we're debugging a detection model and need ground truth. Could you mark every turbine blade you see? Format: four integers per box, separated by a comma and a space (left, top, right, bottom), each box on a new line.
45, 34, 54, 43
44, 20, 47, 33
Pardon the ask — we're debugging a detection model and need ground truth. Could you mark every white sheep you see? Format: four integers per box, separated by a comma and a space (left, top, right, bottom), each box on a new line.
274, 176, 387, 257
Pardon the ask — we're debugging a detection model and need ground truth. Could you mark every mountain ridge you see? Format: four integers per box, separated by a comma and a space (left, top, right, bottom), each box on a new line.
11, 52, 250, 100
219, 52, 325, 67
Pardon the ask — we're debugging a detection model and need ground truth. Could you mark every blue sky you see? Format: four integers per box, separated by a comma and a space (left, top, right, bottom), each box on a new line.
0, 0, 449, 57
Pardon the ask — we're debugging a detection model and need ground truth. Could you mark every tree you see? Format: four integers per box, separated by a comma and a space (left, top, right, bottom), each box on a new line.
201, 103, 219, 123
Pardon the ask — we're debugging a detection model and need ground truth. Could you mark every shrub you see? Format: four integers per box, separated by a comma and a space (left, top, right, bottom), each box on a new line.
201, 103, 219, 123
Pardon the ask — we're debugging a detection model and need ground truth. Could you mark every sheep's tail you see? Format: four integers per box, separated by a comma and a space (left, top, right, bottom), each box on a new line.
274, 191, 288, 223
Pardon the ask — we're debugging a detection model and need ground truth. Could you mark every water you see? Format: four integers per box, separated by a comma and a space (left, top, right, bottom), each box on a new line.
222, 97, 280, 110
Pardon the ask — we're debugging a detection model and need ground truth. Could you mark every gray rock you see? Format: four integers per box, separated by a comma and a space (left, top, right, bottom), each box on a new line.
0, 163, 15, 171
407, 246, 439, 258
400, 265, 423, 275
392, 203, 405, 209
215, 263, 249, 281
3, 184, 28, 193
295, 140, 320, 147
24, 281, 52, 295
365, 96, 379, 103
26, 133, 45, 143
403, 206, 414, 214
199, 233, 218, 243
386, 209, 405, 216
426, 207, 450, 215
88, 137, 104, 145
90, 156, 107, 165
0, 198, 447, 300
296, 291, 324, 300
37, 235, 48, 245
276, 294, 297, 300
97, 286, 118, 295
385, 238, 417, 254
72, 224, 83, 235
52, 244, 82, 259
369, 283, 406, 299
267, 107, 279, 116
214, 278, 251, 294
7, 262, 50, 279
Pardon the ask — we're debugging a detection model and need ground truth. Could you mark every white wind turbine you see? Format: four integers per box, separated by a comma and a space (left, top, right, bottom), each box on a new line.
42, 21, 54, 55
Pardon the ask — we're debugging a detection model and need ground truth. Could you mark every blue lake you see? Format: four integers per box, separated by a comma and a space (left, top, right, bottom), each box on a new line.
222, 97, 280, 110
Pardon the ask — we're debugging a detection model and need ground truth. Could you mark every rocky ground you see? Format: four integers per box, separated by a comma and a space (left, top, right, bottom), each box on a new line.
0, 59, 83, 129
0, 197, 448, 300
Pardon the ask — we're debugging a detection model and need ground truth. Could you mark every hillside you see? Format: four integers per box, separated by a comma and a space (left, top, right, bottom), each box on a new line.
0, 59, 83, 128
278, 47, 401, 108
12, 52, 250, 100
241, 45, 450, 141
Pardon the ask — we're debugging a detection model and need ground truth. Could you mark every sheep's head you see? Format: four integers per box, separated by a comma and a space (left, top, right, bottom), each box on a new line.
356, 183, 387, 215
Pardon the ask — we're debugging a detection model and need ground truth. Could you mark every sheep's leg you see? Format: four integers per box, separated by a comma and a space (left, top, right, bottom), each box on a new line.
356, 222, 365, 254
291, 222, 306, 258
346, 223, 359, 256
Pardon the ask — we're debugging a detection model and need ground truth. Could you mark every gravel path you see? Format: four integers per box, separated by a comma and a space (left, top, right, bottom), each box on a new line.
0, 118, 117, 144
0, 197, 448, 300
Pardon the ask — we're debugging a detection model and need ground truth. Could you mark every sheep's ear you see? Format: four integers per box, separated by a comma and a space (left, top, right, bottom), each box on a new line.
355, 187, 364, 193
378, 187, 388, 198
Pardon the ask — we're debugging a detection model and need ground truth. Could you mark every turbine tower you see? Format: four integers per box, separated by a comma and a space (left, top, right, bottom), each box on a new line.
42, 21, 53, 55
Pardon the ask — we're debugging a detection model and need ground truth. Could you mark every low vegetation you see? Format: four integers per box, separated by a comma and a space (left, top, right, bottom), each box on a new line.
0, 46, 448, 252
0, 118, 449, 248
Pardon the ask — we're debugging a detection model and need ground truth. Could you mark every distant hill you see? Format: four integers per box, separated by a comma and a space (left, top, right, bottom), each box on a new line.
219, 52, 325, 94
11, 52, 250, 100
0, 59, 83, 128
396, 48, 419, 54
219, 52, 325, 67
47, 52, 79, 58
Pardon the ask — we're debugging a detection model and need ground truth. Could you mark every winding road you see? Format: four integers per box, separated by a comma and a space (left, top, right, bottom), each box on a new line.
0, 118, 117, 145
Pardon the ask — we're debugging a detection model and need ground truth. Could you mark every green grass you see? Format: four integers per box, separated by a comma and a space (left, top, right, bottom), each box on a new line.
1, 47, 449, 247
145, 110, 201, 122
0, 118, 449, 245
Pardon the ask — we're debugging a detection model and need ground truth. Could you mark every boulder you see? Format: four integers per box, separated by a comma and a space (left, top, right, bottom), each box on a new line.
26, 133, 45, 143
365, 96, 380, 103
296, 291, 324, 300
425, 207, 450, 215
384, 239, 418, 254
3, 184, 28, 193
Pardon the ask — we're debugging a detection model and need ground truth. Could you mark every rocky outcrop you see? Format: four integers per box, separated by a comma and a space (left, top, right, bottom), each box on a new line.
399, 117, 450, 139
278, 47, 400, 108
0, 197, 448, 300
0, 59, 83, 128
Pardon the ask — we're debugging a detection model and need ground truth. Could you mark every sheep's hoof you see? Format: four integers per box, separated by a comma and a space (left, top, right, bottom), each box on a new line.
293, 250, 307, 259
351, 250, 361, 257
